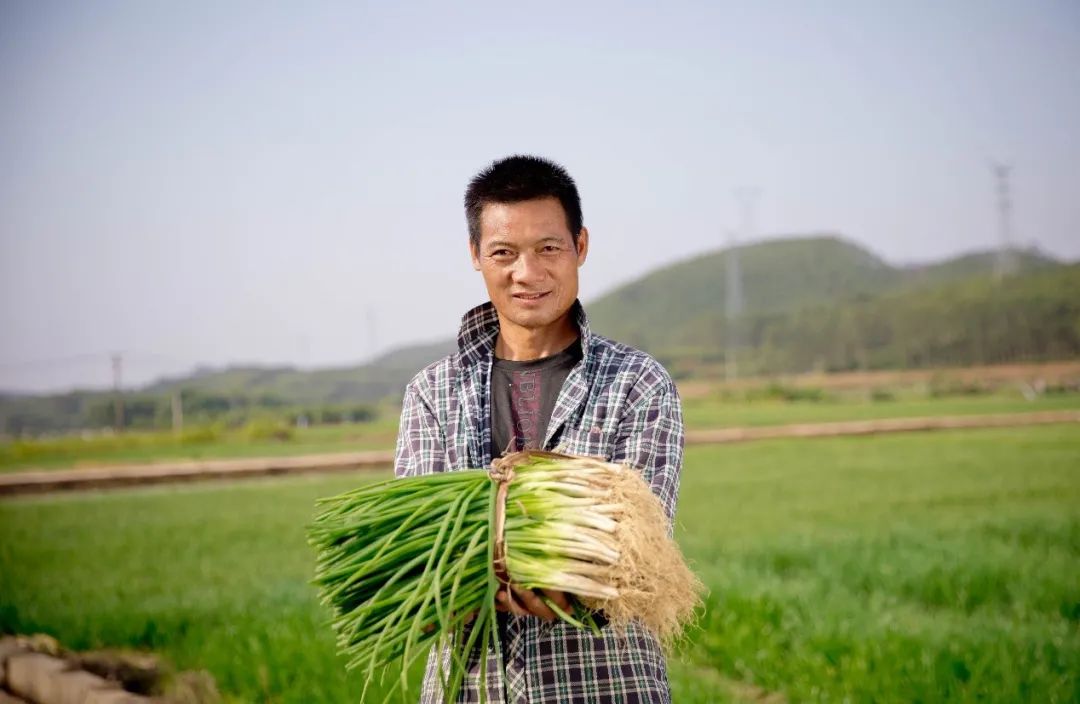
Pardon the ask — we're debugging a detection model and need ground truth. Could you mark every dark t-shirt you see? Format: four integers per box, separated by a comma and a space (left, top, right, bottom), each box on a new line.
490, 338, 582, 457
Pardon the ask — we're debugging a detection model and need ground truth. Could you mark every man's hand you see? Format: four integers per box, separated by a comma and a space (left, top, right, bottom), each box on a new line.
496, 585, 572, 621
420, 588, 573, 634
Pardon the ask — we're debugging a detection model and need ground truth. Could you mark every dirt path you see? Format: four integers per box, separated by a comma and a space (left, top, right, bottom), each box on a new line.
0, 450, 393, 496
2, 410, 1076, 497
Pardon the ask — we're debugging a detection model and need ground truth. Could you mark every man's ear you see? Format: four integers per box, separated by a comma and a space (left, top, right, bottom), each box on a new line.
575, 227, 589, 266
469, 240, 481, 271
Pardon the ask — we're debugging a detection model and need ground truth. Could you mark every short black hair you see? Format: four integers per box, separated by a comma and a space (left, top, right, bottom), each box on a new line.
464, 155, 583, 251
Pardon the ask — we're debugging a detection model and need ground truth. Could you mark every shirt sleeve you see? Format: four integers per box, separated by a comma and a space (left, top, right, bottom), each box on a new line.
394, 382, 447, 478
608, 374, 684, 530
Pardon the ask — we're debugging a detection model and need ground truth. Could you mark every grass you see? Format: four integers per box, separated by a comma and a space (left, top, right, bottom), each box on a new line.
677, 426, 1080, 702
679, 390, 1080, 428
0, 419, 400, 472
2, 425, 1078, 702
3, 391, 1078, 473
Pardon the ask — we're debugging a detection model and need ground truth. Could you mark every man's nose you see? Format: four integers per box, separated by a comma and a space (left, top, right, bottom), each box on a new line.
510, 251, 544, 284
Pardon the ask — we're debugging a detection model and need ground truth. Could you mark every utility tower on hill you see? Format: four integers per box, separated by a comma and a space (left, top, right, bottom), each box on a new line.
111, 352, 124, 432
726, 187, 758, 381
990, 161, 1016, 281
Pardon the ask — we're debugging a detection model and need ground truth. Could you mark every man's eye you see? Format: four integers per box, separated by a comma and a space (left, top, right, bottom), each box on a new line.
490, 250, 513, 258
541, 245, 560, 253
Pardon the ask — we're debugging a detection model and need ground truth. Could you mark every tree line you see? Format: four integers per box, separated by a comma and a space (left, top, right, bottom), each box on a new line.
1, 389, 378, 437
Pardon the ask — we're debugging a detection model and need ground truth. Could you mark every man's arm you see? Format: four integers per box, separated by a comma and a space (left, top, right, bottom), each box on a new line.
609, 371, 684, 529
394, 383, 447, 478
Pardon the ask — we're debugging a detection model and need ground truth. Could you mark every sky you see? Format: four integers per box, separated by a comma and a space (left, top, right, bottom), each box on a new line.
1, 0, 1078, 393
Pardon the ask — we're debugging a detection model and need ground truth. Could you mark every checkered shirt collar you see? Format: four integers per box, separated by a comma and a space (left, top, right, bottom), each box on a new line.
456, 299, 592, 367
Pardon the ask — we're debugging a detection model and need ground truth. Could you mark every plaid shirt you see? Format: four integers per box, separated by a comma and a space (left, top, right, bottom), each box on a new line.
394, 300, 684, 704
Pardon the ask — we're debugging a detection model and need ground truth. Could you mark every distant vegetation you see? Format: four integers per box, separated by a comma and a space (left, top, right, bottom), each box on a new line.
654, 262, 1080, 378
586, 236, 1075, 376
2, 236, 1076, 436
0, 389, 379, 437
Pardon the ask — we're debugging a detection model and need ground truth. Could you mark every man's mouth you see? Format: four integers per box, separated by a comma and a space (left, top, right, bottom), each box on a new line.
513, 292, 550, 301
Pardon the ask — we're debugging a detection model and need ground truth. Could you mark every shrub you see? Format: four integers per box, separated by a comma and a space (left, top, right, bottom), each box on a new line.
243, 419, 294, 442
870, 389, 897, 403
749, 383, 829, 403
179, 425, 222, 445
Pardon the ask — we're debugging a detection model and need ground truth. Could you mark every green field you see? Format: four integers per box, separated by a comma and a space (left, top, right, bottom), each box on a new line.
0, 419, 401, 472
2, 425, 1078, 702
679, 391, 1080, 429
3, 391, 1078, 472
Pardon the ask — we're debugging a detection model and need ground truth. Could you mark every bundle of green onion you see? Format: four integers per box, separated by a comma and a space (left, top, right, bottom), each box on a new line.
308, 450, 702, 701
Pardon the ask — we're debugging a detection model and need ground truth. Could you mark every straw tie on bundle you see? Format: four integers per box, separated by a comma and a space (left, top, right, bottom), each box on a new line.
488, 454, 515, 589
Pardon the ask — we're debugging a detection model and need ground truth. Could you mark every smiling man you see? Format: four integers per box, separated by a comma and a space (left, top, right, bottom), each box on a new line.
395, 155, 684, 703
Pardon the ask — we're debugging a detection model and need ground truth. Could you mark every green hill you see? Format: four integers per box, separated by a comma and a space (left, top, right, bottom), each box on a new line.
0, 340, 459, 436
586, 235, 897, 349
143, 339, 456, 405
586, 236, 1061, 354
898, 249, 1059, 289
727, 263, 1080, 375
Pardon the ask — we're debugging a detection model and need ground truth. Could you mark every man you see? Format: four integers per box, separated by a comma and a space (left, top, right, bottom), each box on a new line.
395, 155, 684, 703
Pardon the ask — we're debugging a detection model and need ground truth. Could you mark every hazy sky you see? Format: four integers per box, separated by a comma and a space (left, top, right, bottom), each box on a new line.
2, 1, 1078, 392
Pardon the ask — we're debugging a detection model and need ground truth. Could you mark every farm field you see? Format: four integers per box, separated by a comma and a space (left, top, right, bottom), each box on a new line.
3, 390, 1078, 472
678, 390, 1080, 429
0, 419, 401, 472
2, 425, 1077, 702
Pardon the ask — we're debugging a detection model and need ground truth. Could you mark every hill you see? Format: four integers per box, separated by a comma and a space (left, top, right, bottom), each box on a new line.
143, 339, 456, 405
585, 235, 1059, 352
0, 339, 459, 436
898, 249, 1059, 289
715, 263, 1080, 375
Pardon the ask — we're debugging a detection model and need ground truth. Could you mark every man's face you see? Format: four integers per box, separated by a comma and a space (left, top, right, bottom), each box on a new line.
470, 197, 589, 332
